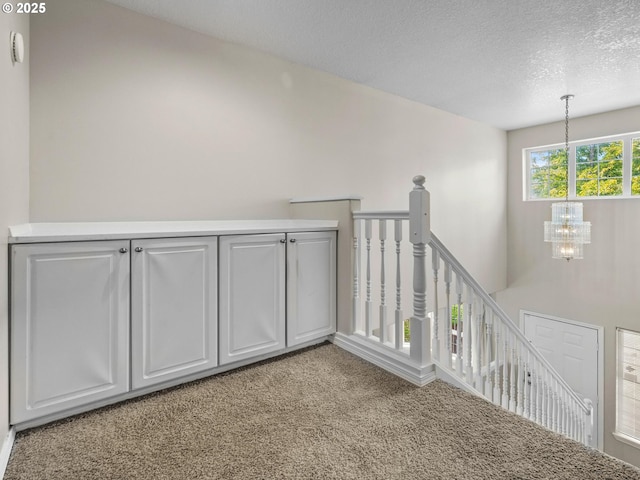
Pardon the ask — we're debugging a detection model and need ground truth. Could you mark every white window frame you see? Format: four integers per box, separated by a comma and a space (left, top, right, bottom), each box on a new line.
523, 131, 640, 201
614, 327, 640, 450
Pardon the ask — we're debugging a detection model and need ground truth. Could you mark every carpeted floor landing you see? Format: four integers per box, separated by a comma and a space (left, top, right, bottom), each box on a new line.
5, 343, 640, 479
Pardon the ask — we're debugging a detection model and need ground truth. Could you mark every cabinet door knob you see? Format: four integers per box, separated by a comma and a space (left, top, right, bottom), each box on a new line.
134, 247, 143, 252
279, 239, 286, 244
119, 247, 128, 254
289, 238, 296, 243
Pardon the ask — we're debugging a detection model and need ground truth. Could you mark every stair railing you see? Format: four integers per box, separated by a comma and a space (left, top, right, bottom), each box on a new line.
351, 175, 593, 447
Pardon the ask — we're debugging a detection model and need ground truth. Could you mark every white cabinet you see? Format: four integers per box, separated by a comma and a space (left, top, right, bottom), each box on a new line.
9, 223, 337, 427
10, 241, 130, 424
131, 237, 218, 389
287, 231, 336, 347
218, 231, 336, 365
219, 234, 286, 365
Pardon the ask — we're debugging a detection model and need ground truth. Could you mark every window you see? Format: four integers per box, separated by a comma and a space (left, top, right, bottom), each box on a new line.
576, 141, 623, 196
524, 132, 640, 200
529, 148, 566, 199
616, 328, 640, 445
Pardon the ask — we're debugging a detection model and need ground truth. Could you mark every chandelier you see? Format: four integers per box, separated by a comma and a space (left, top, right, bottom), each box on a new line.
543, 94, 591, 261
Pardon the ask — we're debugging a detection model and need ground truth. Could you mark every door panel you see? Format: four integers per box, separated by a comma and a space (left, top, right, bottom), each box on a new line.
11, 241, 130, 424
219, 234, 285, 365
287, 231, 336, 347
131, 237, 218, 389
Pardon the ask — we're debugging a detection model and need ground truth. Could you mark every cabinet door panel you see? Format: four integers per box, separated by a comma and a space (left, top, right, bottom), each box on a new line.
219, 234, 285, 365
131, 237, 217, 389
11, 241, 130, 424
287, 231, 336, 347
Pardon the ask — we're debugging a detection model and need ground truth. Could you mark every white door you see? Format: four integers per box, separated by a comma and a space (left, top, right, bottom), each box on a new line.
10, 241, 130, 424
131, 237, 218, 389
287, 231, 336, 347
522, 311, 601, 447
219, 234, 286, 365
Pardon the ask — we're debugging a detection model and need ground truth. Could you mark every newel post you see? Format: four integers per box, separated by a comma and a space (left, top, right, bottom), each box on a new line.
409, 175, 431, 365
584, 398, 594, 447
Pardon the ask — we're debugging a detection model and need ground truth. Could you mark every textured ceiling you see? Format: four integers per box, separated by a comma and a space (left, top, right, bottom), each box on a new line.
102, 0, 640, 130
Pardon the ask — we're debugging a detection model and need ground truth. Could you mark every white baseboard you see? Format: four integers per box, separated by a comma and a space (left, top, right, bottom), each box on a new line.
332, 332, 436, 386
433, 362, 484, 398
0, 427, 15, 478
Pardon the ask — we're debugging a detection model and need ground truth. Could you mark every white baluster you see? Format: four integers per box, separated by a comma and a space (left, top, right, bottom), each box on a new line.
443, 262, 452, 369
493, 318, 502, 406
561, 390, 567, 438
484, 312, 493, 401
527, 350, 536, 422
548, 374, 554, 431
567, 397, 573, 439
474, 297, 483, 393
577, 406, 583, 443
542, 368, 549, 428
432, 249, 440, 361
465, 286, 474, 385
365, 219, 373, 337
576, 403, 582, 442
535, 363, 542, 425
523, 349, 530, 419
352, 219, 361, 334
551, 379, 559, 433
379, 220, 387, 344
509, 334, 517, 413
409, 175, 431, 366
562, 390, 568, 435
394, 220, 403, 351
501, 322, 509, 409
569, 396, 575, 439
516, 341, 524, 416
455, 273, 464, 377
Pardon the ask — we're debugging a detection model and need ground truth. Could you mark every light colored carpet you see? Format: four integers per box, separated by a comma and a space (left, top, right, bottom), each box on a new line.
5, 343, 640, 479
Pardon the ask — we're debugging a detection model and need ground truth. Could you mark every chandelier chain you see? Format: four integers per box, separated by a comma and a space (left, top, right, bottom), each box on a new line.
564, 95, 570, 202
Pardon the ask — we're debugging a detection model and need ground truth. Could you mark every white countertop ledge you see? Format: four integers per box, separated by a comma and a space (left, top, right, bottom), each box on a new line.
8, 220, 339, 244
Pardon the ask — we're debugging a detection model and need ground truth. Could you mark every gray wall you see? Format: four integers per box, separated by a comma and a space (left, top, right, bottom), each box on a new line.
0, 13, 30, 447
496, 105, 640, 467
30, 0, 507, 294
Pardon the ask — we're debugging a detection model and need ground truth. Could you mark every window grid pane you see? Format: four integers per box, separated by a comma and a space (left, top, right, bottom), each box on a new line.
617, 328, 640, 441
528, 149, 566, 199
576, 141, 623, 198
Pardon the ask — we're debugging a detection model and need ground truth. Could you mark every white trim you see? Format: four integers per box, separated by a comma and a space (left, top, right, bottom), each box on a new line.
8, 220, 339, 244
289, 195, 363, 203
332, 332, 436, 386
615, 328, 640, 450
433, 362, 484, 398
0, 427, 16, 478
520, 310, 605, 450
352, 210, 409, 220
612, 431, 640, 451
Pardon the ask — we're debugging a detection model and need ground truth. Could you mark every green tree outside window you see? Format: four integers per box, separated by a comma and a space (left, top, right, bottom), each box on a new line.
576, 141, 623, 197
633, 138, 640, 196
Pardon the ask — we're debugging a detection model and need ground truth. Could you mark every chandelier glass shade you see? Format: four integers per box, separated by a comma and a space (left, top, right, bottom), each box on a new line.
544, 202, 591, 260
